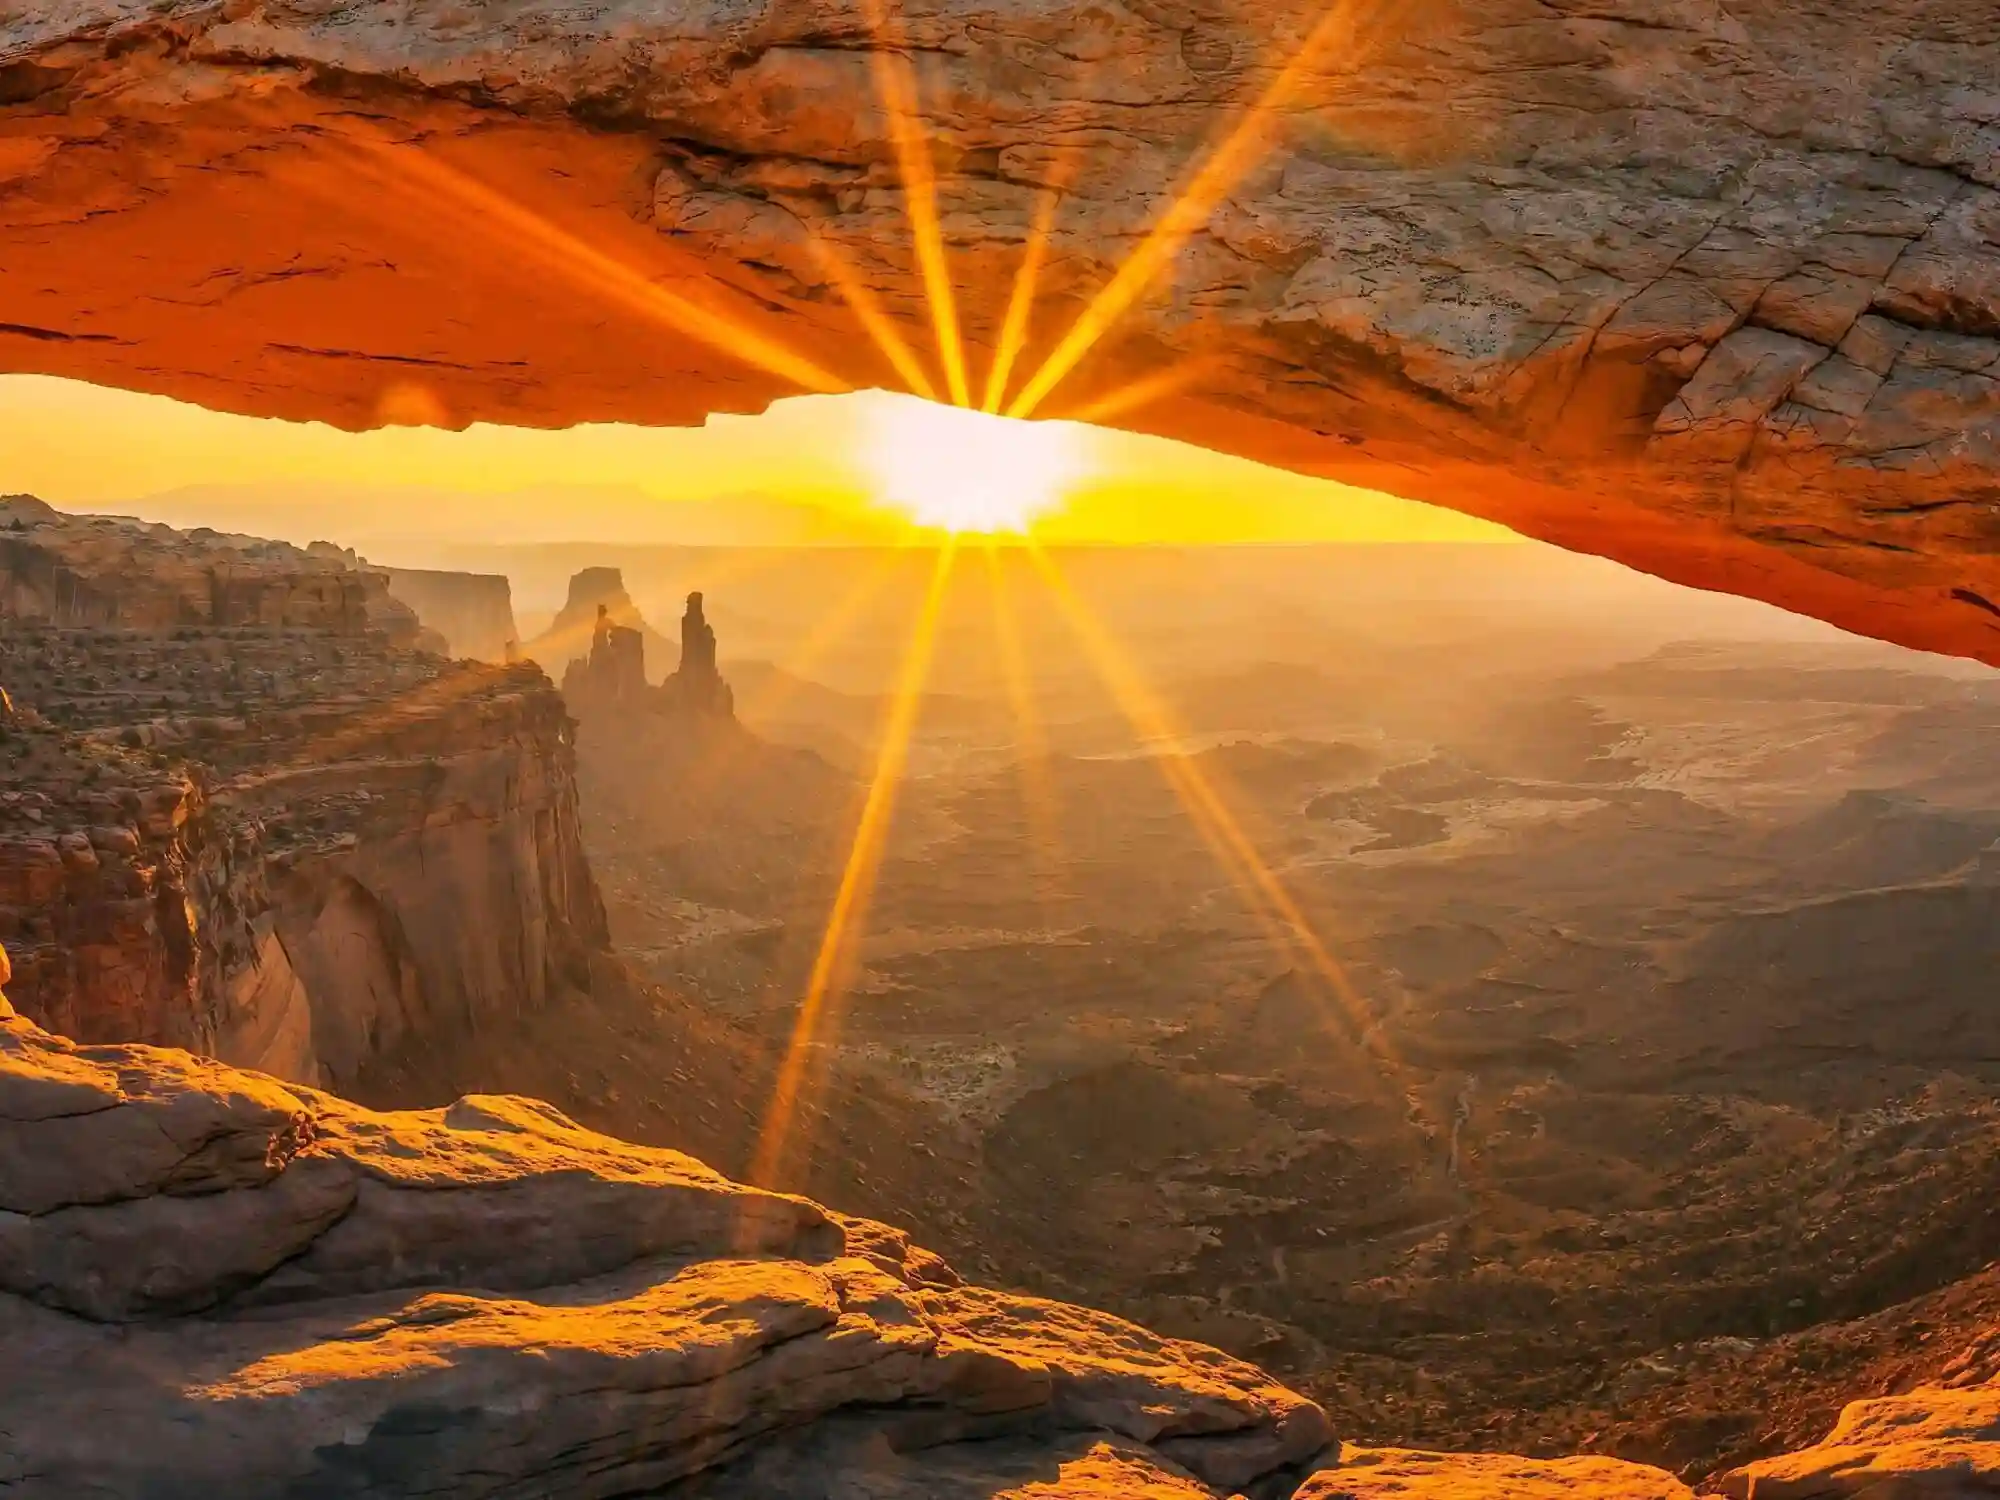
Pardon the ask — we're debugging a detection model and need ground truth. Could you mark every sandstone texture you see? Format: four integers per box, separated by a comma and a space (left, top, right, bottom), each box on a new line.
1297, 1449, 1696, 1500
2, 494, 422, 643
1718, 1380, 2000, 1500
0, 987, 1334, 1499
0, 501, 607, 1089
4, 2, 2000, 659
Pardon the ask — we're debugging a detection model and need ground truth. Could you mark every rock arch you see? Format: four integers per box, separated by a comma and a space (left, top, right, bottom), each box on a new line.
3, 0, 1997, 659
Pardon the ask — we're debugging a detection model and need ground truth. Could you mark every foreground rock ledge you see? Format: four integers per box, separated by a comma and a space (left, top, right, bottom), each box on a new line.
4, 1, 2000, 663
0, 976, 1332, 1497
5, 969, 2000, 1497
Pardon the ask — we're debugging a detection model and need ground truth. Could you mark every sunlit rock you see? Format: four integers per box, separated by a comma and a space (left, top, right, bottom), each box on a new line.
1, 3, 1997, 659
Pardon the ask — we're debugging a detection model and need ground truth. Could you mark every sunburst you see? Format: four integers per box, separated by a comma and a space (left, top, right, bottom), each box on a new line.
319, 0, 1416, 1186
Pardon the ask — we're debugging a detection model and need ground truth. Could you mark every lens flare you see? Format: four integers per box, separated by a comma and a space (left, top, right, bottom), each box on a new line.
859, 392, 1091, 534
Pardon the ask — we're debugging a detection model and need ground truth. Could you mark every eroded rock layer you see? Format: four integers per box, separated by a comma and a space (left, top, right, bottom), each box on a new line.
0, 502, 606, 1088
3, 1, 2000, 659
1, 494, 422, 643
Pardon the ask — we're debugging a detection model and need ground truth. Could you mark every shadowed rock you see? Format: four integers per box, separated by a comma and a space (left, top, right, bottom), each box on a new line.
660, 590, 736, 719
0, 503, 608, 1090
527, 568, 676, 682
380, 567, 521, 662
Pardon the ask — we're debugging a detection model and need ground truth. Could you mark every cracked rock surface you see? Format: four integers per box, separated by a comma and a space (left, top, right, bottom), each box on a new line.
4, 0, 2000, 660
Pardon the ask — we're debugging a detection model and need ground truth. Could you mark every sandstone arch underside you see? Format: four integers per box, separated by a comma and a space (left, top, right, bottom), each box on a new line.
3, 0, 1998, 660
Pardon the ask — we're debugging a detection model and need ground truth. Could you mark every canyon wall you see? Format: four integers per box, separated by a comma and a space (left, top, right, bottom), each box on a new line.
382, 565, 521, 661
0, 502, 607, 1089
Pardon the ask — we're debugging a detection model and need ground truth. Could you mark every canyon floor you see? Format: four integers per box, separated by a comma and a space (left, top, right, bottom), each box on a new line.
511, 549, 2000, 1485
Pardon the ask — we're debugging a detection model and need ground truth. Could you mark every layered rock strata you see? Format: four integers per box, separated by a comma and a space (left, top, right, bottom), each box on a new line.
0, 504, 607, 1088
3, 4, 2000, 660
1, 495, 425, 646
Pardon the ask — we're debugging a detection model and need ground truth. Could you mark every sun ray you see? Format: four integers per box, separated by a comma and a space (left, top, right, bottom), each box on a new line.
324, 126, 846, 397
278, 661, 500, 769
980, 182, 1065, 414
748, 539, 959, 1189
806, 235, 941, 402
853, 0, 971, 406
733, 549, 911, 727
1020, 542, 1390, 1055
668, 552, 911, 812
1053, 357, 1222, 426
981, 544, 1069, 913
1006, 0, 1399, 419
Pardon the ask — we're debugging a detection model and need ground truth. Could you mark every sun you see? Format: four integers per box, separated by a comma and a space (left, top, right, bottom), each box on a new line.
859, 391, 1090, 534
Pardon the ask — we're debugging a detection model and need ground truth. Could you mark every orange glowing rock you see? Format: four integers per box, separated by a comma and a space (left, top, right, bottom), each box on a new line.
2, 0, 1998, 662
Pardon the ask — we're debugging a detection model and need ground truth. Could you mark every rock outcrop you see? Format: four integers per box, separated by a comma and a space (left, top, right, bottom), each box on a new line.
561, 603, 651, 712
0, 502, 608, 1090
562, 588, 737, 725
1, 496, 424, 646
525, 567, 676, 682
662, 589, 737, 719
381, 566, 521, 662
1298, 1450, 1696, 1500
1718, 1380, 2000, 1500
0, 985, 1332, 1498
3, 4, 1999, 661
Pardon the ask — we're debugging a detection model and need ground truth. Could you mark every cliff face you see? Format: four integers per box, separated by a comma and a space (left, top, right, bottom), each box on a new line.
2, 7, 1998, 661
233, 681, 607, 1086
0, 503, 608, 1089
381, 566, 521, 662
0, 496, 424, 645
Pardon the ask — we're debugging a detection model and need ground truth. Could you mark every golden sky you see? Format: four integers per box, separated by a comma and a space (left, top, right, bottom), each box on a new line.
0, 374, 1518, 546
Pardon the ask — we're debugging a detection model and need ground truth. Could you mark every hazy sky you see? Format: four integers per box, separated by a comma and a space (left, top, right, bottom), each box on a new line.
1, 374, 1518, 547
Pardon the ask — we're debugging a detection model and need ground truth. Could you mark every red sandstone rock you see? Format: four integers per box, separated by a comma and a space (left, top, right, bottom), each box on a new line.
2, 6, 1999, 660
0, 505, 608, 1089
